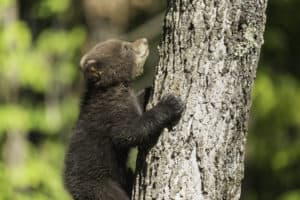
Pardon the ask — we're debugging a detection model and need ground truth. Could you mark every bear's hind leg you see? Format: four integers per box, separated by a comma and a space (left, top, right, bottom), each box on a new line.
101, 179, 130, 200
67, 179, 129, 200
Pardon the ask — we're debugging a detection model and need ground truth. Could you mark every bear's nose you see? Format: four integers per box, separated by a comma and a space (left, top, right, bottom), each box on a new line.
140, 38, 148, 45
135, 38, 148, 46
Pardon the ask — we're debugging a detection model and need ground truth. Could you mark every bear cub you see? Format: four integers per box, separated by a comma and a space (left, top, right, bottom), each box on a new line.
64, 38, 184, 200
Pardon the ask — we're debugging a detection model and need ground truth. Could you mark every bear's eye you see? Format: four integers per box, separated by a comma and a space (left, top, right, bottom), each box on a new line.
122, 43, 133, 52
83, 60, 105, 79
123, 44, 129, 50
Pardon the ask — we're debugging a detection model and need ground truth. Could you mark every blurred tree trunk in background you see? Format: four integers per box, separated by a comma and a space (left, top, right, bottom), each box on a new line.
82, 0, 163, 47
2, 0, 26, 168
133, 0, 267, 200
82, 0, 127, 46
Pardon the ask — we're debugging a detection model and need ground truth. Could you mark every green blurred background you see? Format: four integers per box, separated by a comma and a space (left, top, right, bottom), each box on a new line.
0, 0, 299, 199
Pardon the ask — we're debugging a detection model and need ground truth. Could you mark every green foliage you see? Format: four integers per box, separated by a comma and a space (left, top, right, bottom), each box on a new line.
249, 71, 300, 167
241, 0, 300, 198
279, 190, 300, 200
0, 97, 79, 135
34, 0, 71, 18
0, 142, 71, 200
0, 0, 14, 10
0, 1, 85, 199
244, 70, 300, 200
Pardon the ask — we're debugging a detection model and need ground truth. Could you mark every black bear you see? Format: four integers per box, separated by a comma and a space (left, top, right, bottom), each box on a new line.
64, 38, 184, 200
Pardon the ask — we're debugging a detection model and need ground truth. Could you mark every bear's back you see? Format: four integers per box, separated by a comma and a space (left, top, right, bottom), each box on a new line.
64, 84, 141, 191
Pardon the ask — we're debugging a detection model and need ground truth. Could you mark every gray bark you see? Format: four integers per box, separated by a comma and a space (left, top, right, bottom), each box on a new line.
133, 0, 267, 200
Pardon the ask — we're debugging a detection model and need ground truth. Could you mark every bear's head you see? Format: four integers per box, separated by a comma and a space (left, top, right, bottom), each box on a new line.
80, 38, 149, 87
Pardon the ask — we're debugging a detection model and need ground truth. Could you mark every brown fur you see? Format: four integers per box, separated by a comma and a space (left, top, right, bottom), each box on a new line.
64, 39, 184, 200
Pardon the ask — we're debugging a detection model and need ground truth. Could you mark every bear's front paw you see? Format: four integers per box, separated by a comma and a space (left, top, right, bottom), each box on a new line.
160, 94, 185, 127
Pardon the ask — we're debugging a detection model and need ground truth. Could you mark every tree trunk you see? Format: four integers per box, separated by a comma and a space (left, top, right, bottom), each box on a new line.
2, 0, 27, 169
133, 0, 267, 200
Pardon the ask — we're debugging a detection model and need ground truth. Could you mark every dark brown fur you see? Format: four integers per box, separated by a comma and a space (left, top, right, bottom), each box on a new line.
64, 39, 184, 200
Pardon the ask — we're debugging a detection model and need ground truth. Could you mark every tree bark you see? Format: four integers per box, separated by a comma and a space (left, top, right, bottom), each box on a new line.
133, 0, 267, 200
